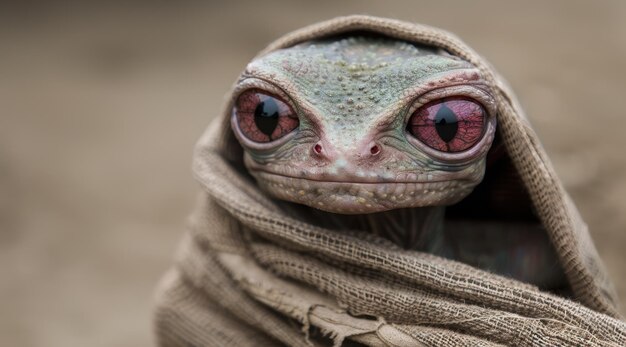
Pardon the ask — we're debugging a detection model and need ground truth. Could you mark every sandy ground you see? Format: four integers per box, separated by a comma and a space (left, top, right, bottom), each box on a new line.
1, 1, 625, 346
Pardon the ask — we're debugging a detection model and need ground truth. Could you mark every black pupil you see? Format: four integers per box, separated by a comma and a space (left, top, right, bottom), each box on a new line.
254, 98, 280, 138
434, 104, 458, 143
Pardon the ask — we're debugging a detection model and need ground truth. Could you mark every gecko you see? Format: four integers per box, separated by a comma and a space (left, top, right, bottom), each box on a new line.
229, 36, 565, 290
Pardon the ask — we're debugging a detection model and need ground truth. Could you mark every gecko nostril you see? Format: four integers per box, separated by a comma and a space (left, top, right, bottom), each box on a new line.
313, 143, 323, 154
370, 144, 381, 155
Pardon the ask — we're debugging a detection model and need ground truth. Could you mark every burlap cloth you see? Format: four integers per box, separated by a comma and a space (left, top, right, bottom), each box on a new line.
153, 16, 626, 346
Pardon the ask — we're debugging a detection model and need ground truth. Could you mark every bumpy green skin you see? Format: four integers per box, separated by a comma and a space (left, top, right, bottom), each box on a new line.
231, 37, 497, 214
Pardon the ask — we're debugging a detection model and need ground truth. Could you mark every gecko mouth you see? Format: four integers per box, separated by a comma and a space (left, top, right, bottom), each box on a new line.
251, 169, 452, 185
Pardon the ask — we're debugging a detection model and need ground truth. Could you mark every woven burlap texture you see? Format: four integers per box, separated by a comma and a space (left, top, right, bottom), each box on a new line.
153, 15, 626, 346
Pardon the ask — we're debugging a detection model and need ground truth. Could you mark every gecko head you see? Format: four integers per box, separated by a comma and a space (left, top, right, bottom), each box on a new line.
230, 36, 497, 214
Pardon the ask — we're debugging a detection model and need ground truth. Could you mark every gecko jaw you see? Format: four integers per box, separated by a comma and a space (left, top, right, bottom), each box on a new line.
252, 171, 473, 214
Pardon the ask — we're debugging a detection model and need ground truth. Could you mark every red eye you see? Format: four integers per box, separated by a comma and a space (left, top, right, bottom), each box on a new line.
407, 97, 486, 152
234, 90, 298, 143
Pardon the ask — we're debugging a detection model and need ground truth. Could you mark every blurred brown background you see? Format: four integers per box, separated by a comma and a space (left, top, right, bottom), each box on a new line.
1, 1, 625, 346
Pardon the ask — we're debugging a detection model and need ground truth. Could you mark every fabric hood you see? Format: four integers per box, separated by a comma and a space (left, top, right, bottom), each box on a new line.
154, 15, 625, 347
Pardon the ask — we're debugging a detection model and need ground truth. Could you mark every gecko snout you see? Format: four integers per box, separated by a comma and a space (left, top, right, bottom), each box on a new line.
312, 140, 382, 161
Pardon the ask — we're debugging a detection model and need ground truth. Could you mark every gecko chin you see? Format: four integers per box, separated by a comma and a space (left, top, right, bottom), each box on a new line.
252, 171, 474, 214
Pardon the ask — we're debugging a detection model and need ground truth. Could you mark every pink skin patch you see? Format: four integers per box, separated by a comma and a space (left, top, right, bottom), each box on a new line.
408, 97, 486, 152
235, 90, 299, 142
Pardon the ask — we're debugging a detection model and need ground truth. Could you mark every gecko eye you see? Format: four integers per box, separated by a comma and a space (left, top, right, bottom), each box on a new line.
407, 97, 486, 152
234, 90, 298, 143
